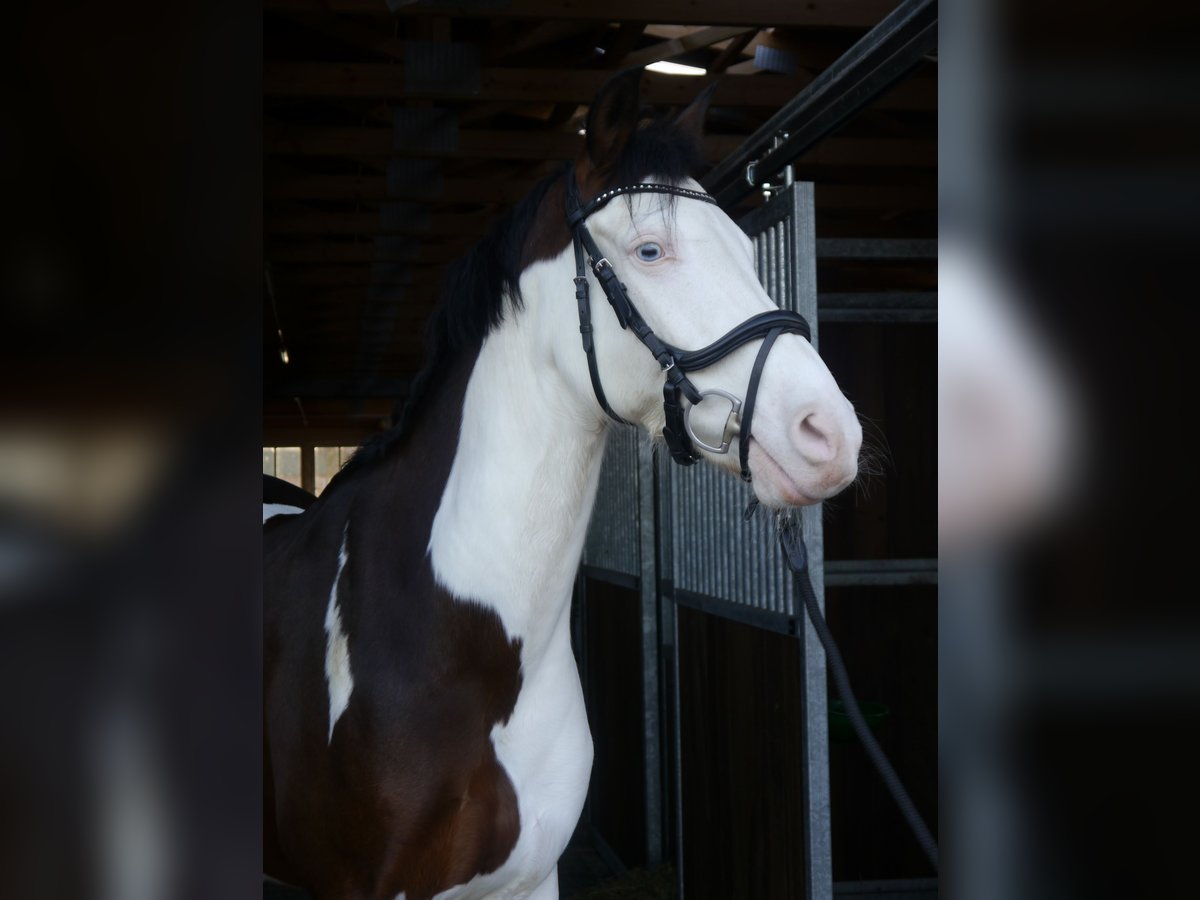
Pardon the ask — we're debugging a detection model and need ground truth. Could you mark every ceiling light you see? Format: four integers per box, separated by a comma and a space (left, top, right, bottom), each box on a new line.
645, 61, 707, 77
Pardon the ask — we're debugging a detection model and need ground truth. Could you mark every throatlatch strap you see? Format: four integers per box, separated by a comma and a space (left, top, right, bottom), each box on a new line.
738, 327, 783, 481
574, 234, 631, 425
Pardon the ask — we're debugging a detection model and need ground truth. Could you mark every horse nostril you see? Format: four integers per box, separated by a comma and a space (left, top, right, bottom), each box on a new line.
792, 412, 837, 464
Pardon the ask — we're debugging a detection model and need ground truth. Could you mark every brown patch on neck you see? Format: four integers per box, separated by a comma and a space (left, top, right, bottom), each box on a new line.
518, 158, 613, 271
519, 174, 571, 270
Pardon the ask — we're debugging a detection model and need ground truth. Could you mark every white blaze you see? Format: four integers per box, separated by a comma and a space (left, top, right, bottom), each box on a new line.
324, 528, 353, 743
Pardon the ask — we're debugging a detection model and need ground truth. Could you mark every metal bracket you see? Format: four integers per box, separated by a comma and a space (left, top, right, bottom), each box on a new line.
744, 132, 796, 200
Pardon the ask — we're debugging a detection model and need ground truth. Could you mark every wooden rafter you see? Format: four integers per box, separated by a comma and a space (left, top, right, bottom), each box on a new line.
263, 0, 901, 30
265, 124, 933, 169
264, 63, 935, 110
620, 26, 753, 67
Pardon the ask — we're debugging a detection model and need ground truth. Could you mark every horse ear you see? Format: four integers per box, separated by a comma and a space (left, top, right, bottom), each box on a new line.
584, 67, 644, 172
674, 82, 718, 141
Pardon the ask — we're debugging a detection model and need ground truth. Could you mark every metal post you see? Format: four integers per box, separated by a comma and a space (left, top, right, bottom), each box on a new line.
791, 183, 832, 900
637, 432, 663, 866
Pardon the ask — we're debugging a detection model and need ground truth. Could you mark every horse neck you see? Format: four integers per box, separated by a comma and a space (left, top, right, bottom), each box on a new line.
428, 277, 608, 668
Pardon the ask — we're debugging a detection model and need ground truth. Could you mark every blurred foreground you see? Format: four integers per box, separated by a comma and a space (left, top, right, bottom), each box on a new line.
940, 0, 1200, 897
3, 0, 1200, 897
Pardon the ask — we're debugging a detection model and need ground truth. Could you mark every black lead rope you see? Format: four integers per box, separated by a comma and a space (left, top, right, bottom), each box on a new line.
778, 519, 941, 872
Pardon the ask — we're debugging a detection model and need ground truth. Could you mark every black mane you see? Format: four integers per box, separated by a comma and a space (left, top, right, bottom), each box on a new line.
328, 114, 704, 489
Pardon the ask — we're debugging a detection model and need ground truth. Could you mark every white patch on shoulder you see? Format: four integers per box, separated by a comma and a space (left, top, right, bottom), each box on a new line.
324, 527, 353, 743
263, 503, 304, 523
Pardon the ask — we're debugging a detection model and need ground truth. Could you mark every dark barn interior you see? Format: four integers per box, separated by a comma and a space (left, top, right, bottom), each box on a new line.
264, 1, 936, 896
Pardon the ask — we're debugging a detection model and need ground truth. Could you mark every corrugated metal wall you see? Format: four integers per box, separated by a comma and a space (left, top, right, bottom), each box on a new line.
583, 423, 641, 576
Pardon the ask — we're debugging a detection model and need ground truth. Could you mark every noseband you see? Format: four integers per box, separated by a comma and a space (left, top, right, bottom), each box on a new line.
565, 171, 812, 481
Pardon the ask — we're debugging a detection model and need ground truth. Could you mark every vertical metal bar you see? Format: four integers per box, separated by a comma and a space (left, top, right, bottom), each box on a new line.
671, 602, 685, 900
637, 432, 663, 866
789, 182, 831, 900
655, 444, 686, 900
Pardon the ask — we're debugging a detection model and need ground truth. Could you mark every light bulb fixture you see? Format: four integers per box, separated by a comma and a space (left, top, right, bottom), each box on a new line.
645, 61, 707, 77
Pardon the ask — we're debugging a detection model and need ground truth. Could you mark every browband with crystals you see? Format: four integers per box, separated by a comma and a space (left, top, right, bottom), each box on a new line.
566, 182, 717, 229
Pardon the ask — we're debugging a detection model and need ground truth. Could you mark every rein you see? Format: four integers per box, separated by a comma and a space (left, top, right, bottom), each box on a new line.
564, 171, 811, 481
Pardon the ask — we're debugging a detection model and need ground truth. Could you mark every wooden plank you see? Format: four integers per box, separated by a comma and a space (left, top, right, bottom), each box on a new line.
272, 268, 441, 289
264, 124, 931, 167
263, 0, 901, 29
267, 210, 495, 237
267, 241, 468, 264
263, 63, 931, 109
621, 26, 752, 67
709, 30, 758, 73
490, 20, 600, 60
268, 174, 935, 210
266, 173, 537, 203
273, 11, 406, 59
266, 122, 581, 158
677, 607, 809, 896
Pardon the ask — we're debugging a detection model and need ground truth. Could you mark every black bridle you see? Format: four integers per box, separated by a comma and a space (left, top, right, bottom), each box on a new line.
565, 171, 812, 481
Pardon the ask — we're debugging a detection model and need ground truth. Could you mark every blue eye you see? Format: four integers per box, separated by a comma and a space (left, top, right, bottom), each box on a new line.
636, 242, 663, 262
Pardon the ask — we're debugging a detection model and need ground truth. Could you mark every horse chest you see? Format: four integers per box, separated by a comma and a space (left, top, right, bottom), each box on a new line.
431, 636, 593, 900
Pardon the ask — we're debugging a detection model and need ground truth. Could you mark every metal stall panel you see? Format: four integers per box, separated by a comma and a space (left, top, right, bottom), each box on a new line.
581, 425, 664, 866
584, 424, 642, 579
664, 182, 831, 899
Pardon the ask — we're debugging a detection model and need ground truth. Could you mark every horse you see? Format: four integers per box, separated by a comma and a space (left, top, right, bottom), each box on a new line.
263, 69, 863, 900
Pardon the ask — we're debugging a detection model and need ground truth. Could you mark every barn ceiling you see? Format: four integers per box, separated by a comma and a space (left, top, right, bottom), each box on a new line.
263, 0, 936, 438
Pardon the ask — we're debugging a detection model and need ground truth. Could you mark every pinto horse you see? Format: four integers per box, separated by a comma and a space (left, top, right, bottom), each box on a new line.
264, 70, 862, 900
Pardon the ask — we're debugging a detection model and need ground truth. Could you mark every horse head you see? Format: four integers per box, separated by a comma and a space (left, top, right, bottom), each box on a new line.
549, 69, 862, 507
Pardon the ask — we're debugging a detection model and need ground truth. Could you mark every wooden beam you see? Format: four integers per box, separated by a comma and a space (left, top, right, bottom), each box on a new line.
621, 26, 753, 68
266, 174, 537, 203
709, 30, 758, 74
272, 267, 439, 289
263, 0, 900, 29
267, 122, 582, 159
273, 11, 406, 60
278, 286, 437, 309
488, 21, 600, 61
816, 183, 936, 210
602, 23, 646, 67
267, 241, 469, 265
265, 125, 932, 168
267, 210, 496, 237
267, 173, 935, 210
263, 64, 932, 110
